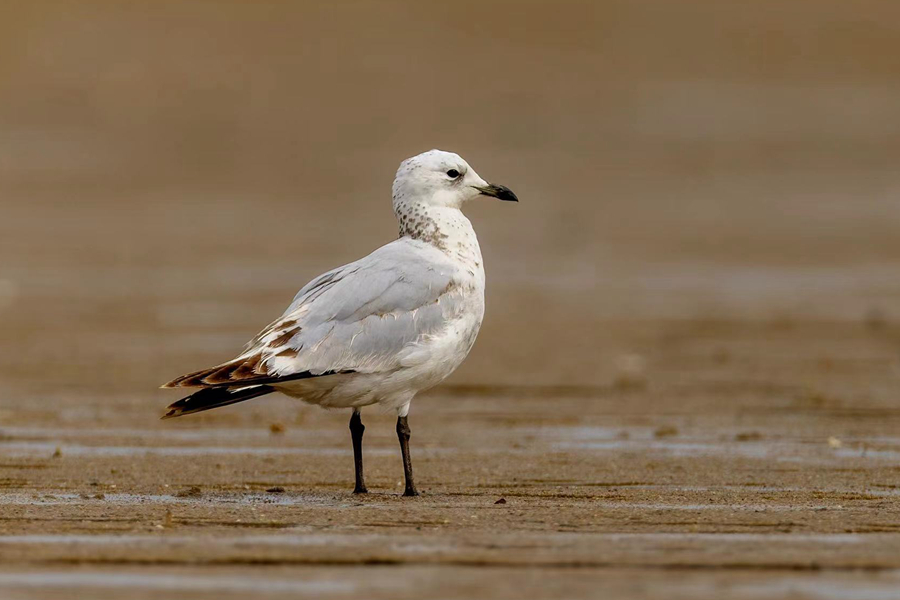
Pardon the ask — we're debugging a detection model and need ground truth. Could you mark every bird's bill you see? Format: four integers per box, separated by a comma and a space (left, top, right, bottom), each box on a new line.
473, 183, 519, 202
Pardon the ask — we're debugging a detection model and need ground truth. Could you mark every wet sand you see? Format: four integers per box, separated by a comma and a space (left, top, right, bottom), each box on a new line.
3, 316, 900, 598
2, 1, 900, 598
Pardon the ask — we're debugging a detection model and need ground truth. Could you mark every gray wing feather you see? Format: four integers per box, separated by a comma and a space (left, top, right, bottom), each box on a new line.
246, 241, 465, 378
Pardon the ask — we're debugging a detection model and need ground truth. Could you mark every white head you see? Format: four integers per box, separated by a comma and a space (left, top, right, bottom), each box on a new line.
391, 149, 518, 213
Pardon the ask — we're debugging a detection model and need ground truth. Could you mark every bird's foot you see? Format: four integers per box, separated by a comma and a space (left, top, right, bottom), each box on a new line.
402, 488, 419, 497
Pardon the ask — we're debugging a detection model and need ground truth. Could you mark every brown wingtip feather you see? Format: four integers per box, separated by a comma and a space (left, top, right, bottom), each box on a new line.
162, 354, 269, 389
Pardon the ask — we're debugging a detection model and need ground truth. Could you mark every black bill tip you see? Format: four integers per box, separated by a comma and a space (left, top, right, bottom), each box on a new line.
474, 183, 519, 202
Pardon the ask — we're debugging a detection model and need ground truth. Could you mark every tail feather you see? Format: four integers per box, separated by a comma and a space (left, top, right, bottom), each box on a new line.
162, 354, 347, 390
161, 354, 267, 389
162, 385, 275, 419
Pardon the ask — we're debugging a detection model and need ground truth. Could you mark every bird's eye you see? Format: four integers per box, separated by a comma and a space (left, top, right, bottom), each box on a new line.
446, 169, 460, 179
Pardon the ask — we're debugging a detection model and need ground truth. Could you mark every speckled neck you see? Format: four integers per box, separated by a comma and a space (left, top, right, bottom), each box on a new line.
396, 203, 448, 250
394, 202, 483, 275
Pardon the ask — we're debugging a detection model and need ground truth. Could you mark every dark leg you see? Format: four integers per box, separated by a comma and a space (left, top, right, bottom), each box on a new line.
349, 410, 367, 494
396, 415, 419, 496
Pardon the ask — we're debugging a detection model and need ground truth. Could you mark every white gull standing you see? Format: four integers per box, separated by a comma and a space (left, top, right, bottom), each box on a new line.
162, 149, 518, 496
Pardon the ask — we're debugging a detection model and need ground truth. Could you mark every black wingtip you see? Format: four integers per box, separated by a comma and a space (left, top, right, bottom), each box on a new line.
160, 385, 276, 420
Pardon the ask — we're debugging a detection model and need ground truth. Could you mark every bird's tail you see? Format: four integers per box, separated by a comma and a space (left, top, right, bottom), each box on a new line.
162, 385, 276, 419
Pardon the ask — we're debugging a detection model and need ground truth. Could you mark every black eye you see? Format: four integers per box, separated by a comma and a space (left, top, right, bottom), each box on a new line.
446, 169, 460, 179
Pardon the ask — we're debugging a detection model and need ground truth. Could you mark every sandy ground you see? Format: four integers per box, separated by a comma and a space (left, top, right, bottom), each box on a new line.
2, 316, 900, 599
2, 1, 900, 598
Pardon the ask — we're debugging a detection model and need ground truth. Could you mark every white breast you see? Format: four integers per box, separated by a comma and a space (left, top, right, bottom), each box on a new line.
398, 208, 486, 385
275, 206, 486, 412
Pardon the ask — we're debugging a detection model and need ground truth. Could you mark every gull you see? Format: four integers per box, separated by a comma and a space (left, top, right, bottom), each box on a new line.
161, 150, 518, 496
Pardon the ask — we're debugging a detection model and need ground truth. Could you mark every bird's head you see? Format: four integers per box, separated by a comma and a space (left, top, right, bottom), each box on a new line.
392, 149, 518, 212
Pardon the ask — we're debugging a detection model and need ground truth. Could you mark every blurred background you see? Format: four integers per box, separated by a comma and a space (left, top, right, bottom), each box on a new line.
5, 4, 900, 595
1, 0, 899, 418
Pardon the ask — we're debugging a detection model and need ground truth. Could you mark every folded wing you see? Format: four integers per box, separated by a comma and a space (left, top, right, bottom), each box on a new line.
163, 240, 466, 389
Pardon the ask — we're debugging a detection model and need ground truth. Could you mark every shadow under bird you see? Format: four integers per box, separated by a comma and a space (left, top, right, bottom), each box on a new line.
162, 149, 517, 496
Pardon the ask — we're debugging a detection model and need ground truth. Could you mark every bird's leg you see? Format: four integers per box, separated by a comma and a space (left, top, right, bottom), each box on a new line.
349, 410, 367, 494
396, 415, 419, 496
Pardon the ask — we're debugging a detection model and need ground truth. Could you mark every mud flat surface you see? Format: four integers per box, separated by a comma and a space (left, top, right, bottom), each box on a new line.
3, 316, 900, 599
